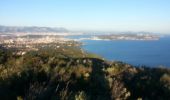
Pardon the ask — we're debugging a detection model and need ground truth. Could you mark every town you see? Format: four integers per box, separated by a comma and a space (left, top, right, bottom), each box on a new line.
0, 34, 81, 56
94, 33, 160, 40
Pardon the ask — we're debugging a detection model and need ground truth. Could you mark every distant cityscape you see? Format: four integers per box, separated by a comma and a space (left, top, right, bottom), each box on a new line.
0, 25, 161, 56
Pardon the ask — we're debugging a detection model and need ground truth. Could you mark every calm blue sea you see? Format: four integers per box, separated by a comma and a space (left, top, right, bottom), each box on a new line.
67, 35, 170, 67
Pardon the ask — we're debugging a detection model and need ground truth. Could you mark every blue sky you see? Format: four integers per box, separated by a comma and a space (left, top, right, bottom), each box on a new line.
0, 0, 170, 33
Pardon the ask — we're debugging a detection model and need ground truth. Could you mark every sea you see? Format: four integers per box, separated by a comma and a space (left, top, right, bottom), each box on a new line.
66, 35, 170, 67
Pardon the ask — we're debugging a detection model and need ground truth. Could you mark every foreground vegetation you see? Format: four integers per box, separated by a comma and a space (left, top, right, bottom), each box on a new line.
0, 45, 170, 100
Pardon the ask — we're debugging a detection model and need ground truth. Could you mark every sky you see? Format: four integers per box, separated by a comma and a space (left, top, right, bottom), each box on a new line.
0, 0, 170, 33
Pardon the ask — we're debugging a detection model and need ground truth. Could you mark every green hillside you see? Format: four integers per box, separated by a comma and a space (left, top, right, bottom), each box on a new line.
0, 46, 170, 100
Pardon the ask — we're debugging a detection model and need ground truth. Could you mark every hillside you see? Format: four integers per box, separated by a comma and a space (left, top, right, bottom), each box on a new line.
0, 45, 170, 100
0, 25, 68, 33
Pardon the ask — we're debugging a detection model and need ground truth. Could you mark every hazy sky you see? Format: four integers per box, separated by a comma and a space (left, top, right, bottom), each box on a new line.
1, 0, 170, 33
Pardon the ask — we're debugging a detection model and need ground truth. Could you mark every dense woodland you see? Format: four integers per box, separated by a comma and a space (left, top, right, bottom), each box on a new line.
0, 45, 170, 100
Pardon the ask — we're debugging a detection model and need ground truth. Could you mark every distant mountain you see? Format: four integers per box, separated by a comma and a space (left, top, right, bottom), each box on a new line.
0, 25, 68, 33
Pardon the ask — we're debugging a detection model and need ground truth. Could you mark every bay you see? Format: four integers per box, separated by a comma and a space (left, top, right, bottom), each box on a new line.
67, 35, 170, 67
